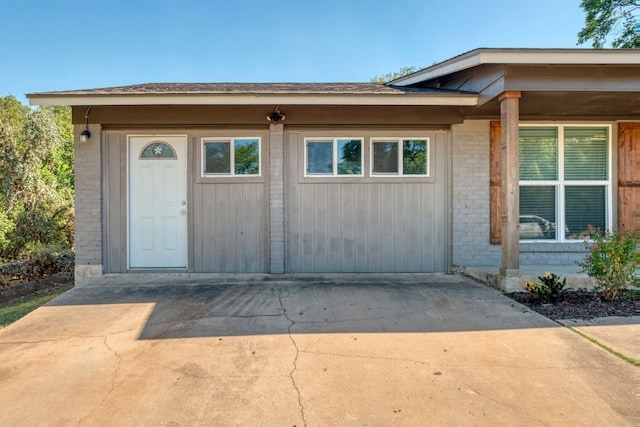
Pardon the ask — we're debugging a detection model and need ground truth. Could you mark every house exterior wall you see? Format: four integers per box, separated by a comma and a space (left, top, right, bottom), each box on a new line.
269, 124, 285, 273
285, 129, 450, 273
103, 131, 126, 272
78, 109, 619, 280
74, 124, 103, 280
451, 120, 589, 269
102, 128, 270, 273
192, 129, 269, 273
87, 105, 458, 277
451, 120, 501, 267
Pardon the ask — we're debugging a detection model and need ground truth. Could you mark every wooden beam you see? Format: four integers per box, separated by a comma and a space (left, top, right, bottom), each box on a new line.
498, 91, 521, 276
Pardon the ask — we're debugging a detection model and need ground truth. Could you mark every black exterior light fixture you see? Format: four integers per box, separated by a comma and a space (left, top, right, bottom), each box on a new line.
80, 106, 93, 143
266, 105, 286, 123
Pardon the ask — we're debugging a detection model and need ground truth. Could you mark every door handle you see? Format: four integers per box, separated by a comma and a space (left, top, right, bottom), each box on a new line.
181, 209, 187, 215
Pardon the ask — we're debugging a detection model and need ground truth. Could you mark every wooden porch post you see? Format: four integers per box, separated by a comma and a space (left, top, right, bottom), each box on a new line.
498, 91, 521, 277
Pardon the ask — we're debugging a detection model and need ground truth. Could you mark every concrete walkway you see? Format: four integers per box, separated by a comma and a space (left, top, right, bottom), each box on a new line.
0, 274, 637, 426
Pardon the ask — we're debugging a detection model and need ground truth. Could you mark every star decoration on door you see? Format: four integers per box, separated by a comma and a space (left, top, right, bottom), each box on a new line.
141, 142, 176, 159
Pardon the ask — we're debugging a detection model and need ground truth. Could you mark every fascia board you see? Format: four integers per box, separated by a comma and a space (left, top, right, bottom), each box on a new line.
28, 93, 478, 107
392, 49, 640, 87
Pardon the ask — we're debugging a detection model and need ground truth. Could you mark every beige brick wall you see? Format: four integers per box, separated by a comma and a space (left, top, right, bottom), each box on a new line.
269, 124, 285, 273
73, 124, 102, 277
451, 120, 586, 268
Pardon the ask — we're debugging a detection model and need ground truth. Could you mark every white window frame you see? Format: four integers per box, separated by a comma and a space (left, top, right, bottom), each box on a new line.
370, 137, 430, 177
519, 124, 612, 243
304, 137, 364, 177
201, 137, 261, 177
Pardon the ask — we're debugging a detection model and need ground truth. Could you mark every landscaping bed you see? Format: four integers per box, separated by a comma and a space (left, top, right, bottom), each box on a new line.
0, 246, 74, 307
0, 273, 73, 305
505, 289, 639, 320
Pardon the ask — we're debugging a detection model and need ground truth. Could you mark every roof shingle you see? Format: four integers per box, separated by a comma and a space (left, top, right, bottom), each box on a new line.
28, 82, 468, 97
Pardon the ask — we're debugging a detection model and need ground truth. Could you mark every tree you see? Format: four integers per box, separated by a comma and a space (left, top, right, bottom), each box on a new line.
577, 0, 639, 48
371, 66, 420, 83
0, 96, 74, 259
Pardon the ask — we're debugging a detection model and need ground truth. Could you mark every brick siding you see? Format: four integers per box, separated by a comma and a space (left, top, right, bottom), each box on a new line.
269, 124, 285, 273
74, 124, 102, 268
450, 120, 586, 268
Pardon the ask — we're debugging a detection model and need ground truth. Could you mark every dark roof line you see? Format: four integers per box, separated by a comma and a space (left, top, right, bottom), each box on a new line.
28, 82, 475, 97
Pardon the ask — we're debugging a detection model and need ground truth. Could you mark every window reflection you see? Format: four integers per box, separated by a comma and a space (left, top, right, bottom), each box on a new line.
307, 141, 333, 174
372, 141, 398, 174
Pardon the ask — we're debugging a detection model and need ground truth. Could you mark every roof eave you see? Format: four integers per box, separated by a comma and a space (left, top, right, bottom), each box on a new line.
391, 48, 640, 87
27, 93, 478, 107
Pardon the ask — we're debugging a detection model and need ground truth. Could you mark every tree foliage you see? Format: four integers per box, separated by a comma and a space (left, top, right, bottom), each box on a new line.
370, 66, 419, 83
577, 0, 639, 48
0, 96, 74, 260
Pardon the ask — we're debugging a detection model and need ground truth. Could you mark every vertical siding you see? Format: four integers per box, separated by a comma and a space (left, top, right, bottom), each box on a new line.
192, 132, 269, 273
102, 130, 269, 274
104, 131, 126, 272
286, 130, 449, 273
192, 182, 268, 273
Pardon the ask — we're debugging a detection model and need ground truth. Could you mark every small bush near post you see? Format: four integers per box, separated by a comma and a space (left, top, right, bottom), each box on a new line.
524, 272, 567, 304
578, 227, 638, 302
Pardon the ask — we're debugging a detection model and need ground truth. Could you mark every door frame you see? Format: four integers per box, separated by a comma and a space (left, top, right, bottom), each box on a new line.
126, 134, 189, 270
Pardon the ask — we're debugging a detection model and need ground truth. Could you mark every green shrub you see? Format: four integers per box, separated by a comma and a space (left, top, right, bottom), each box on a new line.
24, 245, 74, 277
524, 272, 568, 304
0, 209, 15, 256
0, 97, 74, 260
578, 227, 638, 302
0, 245, 74, 283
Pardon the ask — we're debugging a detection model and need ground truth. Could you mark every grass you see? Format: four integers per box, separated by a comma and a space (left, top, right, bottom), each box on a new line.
568, 327, 639, 368
0, 288, 69, 328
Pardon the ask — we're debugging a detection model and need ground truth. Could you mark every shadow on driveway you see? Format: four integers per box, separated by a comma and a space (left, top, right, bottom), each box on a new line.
48, 274, 556, 339
1, 273, 636, 426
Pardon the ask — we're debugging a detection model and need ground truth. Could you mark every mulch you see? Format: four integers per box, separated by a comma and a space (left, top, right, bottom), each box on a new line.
505, 289, 639, 320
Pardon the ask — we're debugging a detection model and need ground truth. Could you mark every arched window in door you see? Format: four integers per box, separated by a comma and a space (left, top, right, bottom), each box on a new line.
140, 141, 177, 159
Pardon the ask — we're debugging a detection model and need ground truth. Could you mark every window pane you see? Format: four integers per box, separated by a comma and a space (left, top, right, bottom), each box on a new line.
564, 127, 608, 181
403, 139, 428, 175
204, 142, 230, 174
141, 142, 176, 159
307, 141, 333, 174
519, 127, 558, 180
565, 186, 605, 239
234, 139, 259, 175
337, 139, 362, 175
519, 186, 556, 240
372, 141, 398, 174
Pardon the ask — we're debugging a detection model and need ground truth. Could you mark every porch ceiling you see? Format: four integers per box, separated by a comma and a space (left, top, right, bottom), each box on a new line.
467, 91, 640, 120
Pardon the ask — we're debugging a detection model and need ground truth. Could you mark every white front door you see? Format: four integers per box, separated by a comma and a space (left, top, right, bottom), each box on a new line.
128, 136, 188, 268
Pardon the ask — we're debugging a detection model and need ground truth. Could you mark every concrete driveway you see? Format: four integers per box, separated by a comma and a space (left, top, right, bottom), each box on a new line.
0, 274, 636, 426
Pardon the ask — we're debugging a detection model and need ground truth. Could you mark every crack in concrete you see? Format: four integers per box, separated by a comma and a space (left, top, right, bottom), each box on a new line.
277, 287, 307, 427
77, 336, 122, 426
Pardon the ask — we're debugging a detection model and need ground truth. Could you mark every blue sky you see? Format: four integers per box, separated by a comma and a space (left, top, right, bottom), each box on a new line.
2, 1, 586, 102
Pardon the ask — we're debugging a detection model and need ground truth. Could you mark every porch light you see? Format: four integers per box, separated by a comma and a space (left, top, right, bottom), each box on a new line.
266, 105, 285, 123
80, 129, 91, 143
80, 105, 93, 143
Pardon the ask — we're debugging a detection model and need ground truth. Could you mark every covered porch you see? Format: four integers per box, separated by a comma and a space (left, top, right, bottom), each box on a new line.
392, 49, 640, 291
